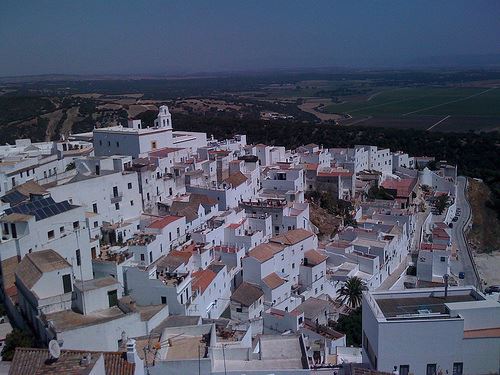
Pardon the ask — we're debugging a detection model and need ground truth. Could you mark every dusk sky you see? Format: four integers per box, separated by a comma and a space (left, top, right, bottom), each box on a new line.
1, 0, 499, 76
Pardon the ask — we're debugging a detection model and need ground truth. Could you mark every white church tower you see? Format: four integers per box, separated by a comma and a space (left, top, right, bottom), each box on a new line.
154, 105, 172, 129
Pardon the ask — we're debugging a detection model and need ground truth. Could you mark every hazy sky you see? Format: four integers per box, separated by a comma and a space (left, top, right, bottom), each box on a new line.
1, 0, 499, 76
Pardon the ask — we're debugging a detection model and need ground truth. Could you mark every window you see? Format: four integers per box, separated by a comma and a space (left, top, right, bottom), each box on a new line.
176, 227, 180, 236
452, 363, 463, 375
108, 290, 118, 307
161, 296, 167, 304
116, 141, 120, 148
426, 364, 437, 375
93, 221, 98, 228
92, 203, 98, 213
151, 141, 157, 150
112, 186, 119, 197
115, 202, 120, 210
59, 226, 65, 234
91, 247, 97, 259
440, 256, 446, 262
128, 182, 132, 189
140, 254, 145, 261
99, 140, 102, 146
62, 274, 72, 293
48, 230, 55, 240
149, 251, 153, 263
292, 263, 295, 269
73, 221, 80, 229
108, 141, 111, 146
147, 193, 150, 201
76, 249, 81, 266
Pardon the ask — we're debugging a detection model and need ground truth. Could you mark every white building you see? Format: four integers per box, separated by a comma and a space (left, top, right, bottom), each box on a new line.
362, 287, 500, 375
93, 106, 207, 158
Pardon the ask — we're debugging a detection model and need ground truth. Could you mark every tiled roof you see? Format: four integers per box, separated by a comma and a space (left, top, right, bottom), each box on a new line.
223, 171, 247, 188
247, 242, 286, 263
270, 229, 314, 246
380, 177, 417, 198
9, 347, 135, 375
191, 269, 217, 294
231, 282, 264, 307
463, 327, 500, 339
303, 249, 328, 266
157, 251, 192, 272
147, 215, 183, 229
262, 272, 285, 289
15, 250, 71, 289
149, 147, 183, 158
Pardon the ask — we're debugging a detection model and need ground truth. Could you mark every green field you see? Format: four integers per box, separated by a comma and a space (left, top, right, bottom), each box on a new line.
324, 87, 500, 117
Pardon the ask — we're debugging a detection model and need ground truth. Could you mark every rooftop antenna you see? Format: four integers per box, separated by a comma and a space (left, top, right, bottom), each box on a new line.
48, 339, 61, 361
444, 274, 449, 299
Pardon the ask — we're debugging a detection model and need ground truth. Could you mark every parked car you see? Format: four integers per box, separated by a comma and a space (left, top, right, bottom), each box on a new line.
484, 285, 500, 294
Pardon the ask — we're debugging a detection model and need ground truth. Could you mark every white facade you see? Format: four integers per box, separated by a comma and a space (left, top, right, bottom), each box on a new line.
362, 287, 500, 375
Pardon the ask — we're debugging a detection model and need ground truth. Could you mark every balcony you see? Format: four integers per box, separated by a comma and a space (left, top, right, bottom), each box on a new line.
110, 192, 123, 204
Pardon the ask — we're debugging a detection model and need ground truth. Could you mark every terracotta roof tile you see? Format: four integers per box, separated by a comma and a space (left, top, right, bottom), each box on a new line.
247, 242, 286, 263
191, 269, 216, 294
223, 171, 247, 188
231, 282, 264, 307
147, 215, 183, 229
262, 272, 285, 289
303, 249, 328, 266
270, 229, 314, 246
9, 347, 135, 375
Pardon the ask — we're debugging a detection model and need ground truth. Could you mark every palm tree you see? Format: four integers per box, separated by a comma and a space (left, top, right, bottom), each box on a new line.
336, 276, 366, 309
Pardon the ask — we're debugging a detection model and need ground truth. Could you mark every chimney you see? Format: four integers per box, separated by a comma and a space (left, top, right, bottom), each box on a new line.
126, 338, 138, 364
80, 353, 92, 366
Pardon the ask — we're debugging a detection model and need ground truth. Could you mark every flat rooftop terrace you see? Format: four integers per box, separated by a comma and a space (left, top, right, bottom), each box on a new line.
376, 293, 479, 319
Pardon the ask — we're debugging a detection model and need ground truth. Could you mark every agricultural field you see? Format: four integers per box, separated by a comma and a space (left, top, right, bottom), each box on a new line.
321, 87, 500, 132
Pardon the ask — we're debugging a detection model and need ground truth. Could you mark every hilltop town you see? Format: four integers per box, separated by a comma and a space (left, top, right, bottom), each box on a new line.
0, 106, 498, 375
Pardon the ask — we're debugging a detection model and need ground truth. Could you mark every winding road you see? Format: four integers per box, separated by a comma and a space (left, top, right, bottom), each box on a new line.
450, 176, 481, 289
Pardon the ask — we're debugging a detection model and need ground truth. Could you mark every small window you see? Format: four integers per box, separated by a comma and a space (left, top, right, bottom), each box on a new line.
399, 365, 410, 375
59, 226, 65, 234
128, 182, 132, 189
130, 200, 134, 206
76, 249, 81, 266
440, 256, 446, 262
452, 363, 463, 375
115, 203, 120, 210
48, 230, 55, 240
140, 254, 145, 261
91, 247, 97, 259
161, 296, 167, 304
62, 274, 72, 293
73, 221, 80, 229
93, 221, 98, 228
108, 141, 111, 146
426, 364, 437, 375
116, 141, 120, 147
92, 203, 98, 214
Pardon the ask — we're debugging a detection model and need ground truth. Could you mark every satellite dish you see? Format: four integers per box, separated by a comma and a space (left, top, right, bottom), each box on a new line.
49, 340, 61, 359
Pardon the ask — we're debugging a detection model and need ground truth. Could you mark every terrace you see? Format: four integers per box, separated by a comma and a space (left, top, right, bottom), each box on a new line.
367, 287, 485, 321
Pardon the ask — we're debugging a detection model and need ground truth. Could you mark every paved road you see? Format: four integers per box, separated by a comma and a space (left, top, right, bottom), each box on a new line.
450, 176, 480, 288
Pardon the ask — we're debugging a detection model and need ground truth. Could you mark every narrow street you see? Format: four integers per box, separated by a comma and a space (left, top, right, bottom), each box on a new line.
449, 176, 480, 288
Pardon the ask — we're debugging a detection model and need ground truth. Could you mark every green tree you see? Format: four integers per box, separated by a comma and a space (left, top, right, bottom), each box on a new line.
1, 329, 34, 361
333, 307, 362, 346
336, 276, 366, 309
435, 194, 450, 215
65, 162, 76, 171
